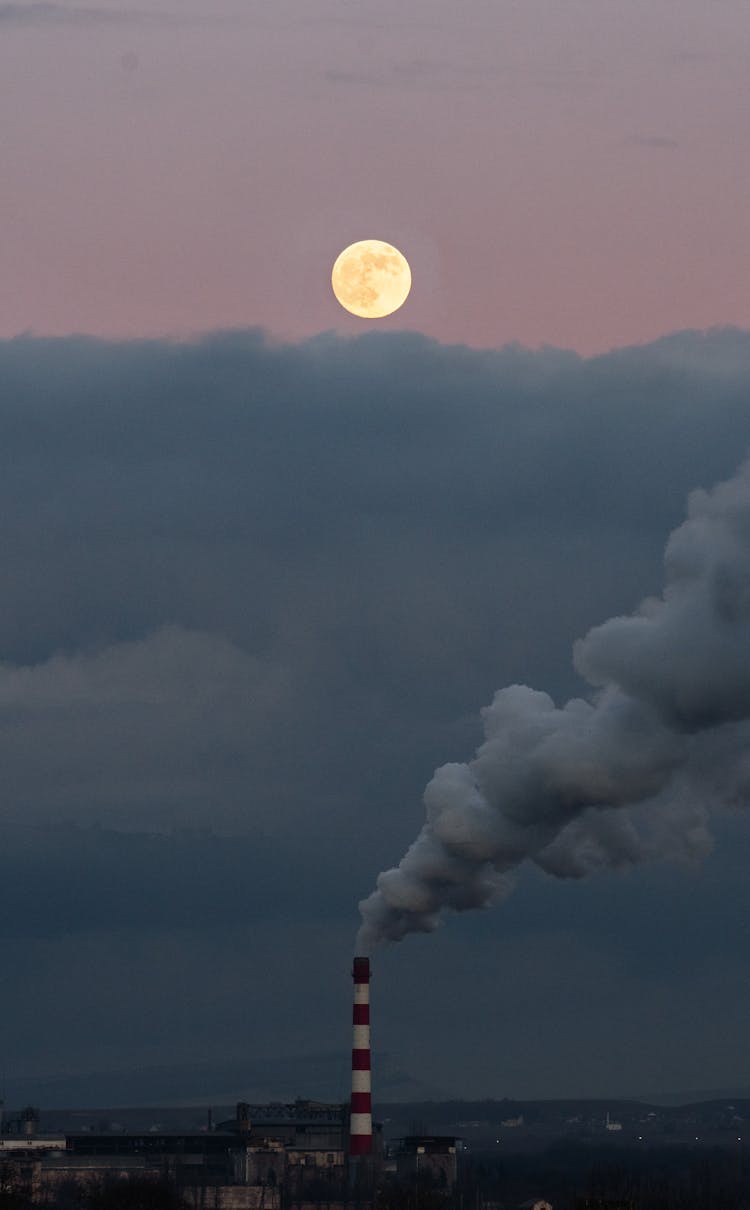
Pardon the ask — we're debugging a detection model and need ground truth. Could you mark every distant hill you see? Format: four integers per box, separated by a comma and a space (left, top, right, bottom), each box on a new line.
635, 1087, 750, 1106
19, 1097, 750, 1145
0, 1051, 440, 1111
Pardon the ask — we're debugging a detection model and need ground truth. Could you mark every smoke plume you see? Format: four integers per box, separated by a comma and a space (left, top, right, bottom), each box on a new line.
357, 458, 750, 949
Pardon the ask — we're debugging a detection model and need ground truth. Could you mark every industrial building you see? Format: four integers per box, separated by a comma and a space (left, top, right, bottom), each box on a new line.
0, 1100, 373, 1209
0, 957, 456, 1207
394, 1136, 459, 1190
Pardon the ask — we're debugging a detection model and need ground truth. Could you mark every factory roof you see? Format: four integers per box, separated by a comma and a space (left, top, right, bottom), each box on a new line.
398, 1136, 461, 1152
66, 1132, 242, 1155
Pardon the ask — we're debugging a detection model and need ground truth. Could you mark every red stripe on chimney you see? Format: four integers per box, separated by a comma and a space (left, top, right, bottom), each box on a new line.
351, 1093, 371, 1114
352, 1048, 371, 1071
349, 1134, 372, 1156
353, 1004, 369, 1025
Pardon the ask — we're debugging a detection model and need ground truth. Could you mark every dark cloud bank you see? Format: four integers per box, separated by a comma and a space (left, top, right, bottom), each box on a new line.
3, 326, 750, 1104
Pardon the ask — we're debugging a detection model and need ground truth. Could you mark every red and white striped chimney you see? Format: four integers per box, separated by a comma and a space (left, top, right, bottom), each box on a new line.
349, 955, 372, 1157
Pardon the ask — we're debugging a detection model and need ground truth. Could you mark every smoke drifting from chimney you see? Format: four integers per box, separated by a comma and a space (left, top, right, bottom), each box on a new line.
357, 458, 750, 949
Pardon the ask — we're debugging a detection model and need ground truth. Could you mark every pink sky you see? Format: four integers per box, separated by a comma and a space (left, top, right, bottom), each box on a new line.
2, 0, 750, 354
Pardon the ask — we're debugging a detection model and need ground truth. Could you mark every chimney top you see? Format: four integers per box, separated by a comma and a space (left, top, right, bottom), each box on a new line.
352, 955, 370, 981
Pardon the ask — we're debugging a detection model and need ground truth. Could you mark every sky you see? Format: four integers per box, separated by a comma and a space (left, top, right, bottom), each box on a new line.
3, 1, 750, 1109
2, 0, 750, 353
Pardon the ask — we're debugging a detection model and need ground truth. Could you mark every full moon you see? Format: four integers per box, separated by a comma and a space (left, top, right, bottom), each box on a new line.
331, 239, 411, 319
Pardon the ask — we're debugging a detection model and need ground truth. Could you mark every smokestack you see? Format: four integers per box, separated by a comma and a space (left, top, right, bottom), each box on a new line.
349, 955, 372, 1157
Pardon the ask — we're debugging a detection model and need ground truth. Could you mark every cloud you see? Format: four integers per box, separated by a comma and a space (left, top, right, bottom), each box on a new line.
0, 626, 293, 832
321, 57, 602, 97
3, 326, 750, 1097
0, 327, 749, 852
626, 135, 680, 150
0, 2, 132, 24
0, 1, 186, 27
322, 59, 493, 94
